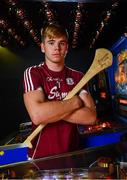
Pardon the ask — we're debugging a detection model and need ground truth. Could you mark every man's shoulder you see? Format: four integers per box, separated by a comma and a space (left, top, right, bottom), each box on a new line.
66, 66, 83, 75
24, 63, 44, 72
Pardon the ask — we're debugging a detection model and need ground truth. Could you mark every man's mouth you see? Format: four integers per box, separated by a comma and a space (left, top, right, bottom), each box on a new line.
52, 54, 60, 56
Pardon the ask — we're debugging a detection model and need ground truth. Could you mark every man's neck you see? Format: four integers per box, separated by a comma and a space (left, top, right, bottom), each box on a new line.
45, 61, 64, 72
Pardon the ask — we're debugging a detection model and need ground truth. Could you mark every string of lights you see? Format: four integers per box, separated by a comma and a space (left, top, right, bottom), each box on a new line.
5, 0, 41, 47
90, 1, 119, 49
0, 18, 26, 47
72, 3, 83, 48
42, 0, 55, 24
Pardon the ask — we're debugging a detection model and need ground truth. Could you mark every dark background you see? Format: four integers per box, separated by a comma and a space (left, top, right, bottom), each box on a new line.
0, 0, 127, 141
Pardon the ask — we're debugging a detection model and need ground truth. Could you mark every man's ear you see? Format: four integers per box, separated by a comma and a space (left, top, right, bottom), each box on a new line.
41, 43, 45, 53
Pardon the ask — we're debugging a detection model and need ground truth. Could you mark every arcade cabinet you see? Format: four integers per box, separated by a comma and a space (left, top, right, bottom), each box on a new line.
79, 33, 127, 148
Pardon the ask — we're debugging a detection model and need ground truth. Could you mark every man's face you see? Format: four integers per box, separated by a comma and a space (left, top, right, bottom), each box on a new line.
41, 36, 68, 64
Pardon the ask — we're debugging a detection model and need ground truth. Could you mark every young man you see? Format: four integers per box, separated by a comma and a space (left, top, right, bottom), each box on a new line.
23, 23, 96, 159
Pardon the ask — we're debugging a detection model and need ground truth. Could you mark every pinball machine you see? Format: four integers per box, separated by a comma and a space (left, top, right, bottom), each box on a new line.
78, 33, 127, 148
1, 140, 127, 179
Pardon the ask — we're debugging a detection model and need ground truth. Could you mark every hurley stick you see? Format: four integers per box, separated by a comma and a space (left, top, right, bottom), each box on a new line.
24, 48, 113, 148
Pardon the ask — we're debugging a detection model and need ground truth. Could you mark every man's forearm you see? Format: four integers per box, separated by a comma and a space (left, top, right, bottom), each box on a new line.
63, 106, 96, 125
31, 95, 83, 125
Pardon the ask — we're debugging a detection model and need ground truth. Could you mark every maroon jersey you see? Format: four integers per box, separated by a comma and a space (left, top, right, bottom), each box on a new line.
23, 62, 85, 158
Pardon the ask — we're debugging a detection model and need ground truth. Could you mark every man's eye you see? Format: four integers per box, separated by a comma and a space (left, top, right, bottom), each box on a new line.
60, 42, 66, 46
48, 42, 54, 45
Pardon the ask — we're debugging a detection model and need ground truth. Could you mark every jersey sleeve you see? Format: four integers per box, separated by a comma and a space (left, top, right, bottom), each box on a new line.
23, 66, 42, 93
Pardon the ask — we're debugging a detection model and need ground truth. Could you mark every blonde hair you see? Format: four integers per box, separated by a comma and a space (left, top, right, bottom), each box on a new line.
41, 23, 68, 42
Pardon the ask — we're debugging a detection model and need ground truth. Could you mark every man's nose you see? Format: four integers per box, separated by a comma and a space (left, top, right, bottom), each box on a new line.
54, 43, 60, 50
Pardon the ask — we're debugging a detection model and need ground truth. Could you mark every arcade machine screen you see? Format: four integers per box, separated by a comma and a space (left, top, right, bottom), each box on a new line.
108, 33, 127, 123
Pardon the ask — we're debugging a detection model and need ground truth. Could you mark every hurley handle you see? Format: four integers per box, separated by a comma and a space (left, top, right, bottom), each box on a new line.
24, 48, 113, 148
